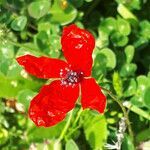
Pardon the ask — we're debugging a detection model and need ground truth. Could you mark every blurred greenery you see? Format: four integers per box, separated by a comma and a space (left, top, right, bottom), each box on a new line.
0, 0, 150, 149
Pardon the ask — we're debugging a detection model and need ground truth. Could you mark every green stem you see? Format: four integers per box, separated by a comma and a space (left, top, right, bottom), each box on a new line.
58, 110, 74, 141
102, 87, 134, 143
66, 125, 81, 139
123, 101, 150, 120
7, 39, 37, 51
73, 108, 83, 128
65, 108, 83, 140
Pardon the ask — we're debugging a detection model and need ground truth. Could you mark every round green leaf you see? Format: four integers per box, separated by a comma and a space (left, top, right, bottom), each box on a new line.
50, 1, 77, 25
96, 31, 109, 49
117, 18, 131, 36
124, 45, 135, 63
92, 52, 107, 78
111, 32, 128, 47
140, 20, 150, 39
130, 96, 144, 107
120, 63, 137, 77
35, 31, 49, 50
137, 75, 150, 92
124, 78, 137, 97
28, 1, 50, 19
17, 89, 36, 111
99, 48, 116, 70
100, 17, 117, 34
11, 16, 27, 31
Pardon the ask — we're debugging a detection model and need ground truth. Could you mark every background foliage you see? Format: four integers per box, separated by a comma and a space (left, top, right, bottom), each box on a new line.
0, 0, 150, 149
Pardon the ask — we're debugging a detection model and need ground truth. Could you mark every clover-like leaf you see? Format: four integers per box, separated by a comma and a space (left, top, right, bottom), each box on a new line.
28, 1, 50, 19
99, 48, 116, 70
11, 16, 27, 31
50, 1, 77, 25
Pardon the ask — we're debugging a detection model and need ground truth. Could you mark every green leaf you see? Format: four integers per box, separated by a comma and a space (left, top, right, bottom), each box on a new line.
124, 45, 135, 63
100, 17, 117, 34
0, 127, 8, 145
83, 111, 107, 149
124, 79, 137, 97
136, 128, 150, 143
96, 31, 109, 49
35, 31, 49, 50
50, 1, 77, 25
11, 16, 27, 31
0, 44, 15, 59
140, 20, 150, 39
111, 31, 128, 47
0, 58, 12, 75
16, 43, 42, 57
6, 60, 22, 78
120, 63, 137, 77
0, 73, 41, 99
27, 121, 65, 142
122, 134, 135, 150
92, 51, 107, 78
65, 139, 79, 150
113, 72, 123, 97
130, 96, 144, 107
28, 1, 50, 19
117, 18, 131, 36
144, 87, 150, 109
17, 89, 37, 111
130, 75, 150, 107
34, 31, 61, 58
99, 48, 116, 70
117, 4, 138, 21
137, 75, 150, 94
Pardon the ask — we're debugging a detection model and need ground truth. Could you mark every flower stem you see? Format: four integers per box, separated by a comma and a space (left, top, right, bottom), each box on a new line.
58, 110, 74, 141
73, 108, 83, 128
102, 87, 134, 143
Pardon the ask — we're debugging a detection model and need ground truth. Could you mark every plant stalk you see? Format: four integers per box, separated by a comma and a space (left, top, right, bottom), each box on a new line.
58, 110, 74, 141
102, 87, 134, 143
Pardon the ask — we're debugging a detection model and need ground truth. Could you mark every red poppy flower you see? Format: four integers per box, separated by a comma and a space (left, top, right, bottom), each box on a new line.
16, 24, 106, 127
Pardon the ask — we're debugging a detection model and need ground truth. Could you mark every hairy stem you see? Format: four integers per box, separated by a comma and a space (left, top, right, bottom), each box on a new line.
102, 87, 134, 143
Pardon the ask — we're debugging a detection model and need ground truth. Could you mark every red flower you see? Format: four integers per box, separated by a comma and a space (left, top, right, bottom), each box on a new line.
16, 24, 106, 127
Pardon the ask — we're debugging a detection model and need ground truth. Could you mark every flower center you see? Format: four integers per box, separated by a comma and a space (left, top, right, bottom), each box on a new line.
60, 68, 84, 87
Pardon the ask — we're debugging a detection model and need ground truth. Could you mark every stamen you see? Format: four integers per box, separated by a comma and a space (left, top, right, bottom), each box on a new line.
60, 68, 84, 87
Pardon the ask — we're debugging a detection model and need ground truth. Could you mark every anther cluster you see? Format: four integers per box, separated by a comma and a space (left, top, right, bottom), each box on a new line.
60, 67, 84, 87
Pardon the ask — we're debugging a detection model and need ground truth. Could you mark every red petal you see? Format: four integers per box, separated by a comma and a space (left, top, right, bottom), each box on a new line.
16, 54, 69, 79
81, 78, 106, 113
29, 80, 79, 127
61, 24, 95, 76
